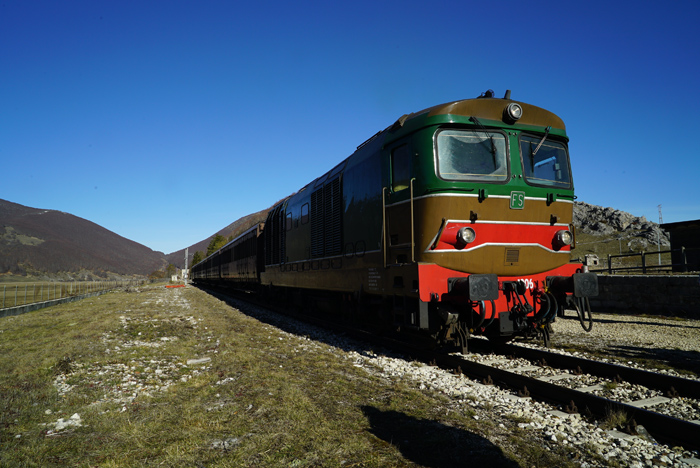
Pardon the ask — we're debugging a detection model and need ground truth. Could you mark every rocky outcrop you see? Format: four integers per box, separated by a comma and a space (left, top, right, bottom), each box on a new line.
573, 201, 669, 251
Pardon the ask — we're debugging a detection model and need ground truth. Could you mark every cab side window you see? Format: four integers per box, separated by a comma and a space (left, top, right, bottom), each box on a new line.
391, 144, 410, 192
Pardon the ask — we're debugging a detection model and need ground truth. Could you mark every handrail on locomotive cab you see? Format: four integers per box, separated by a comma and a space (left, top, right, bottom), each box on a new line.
410, 178, 415, 263
382, 180, 416, 266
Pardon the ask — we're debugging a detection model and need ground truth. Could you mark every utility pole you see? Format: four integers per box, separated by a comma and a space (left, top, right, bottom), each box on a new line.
184, 247, 189, 285
657, 205, 663, 266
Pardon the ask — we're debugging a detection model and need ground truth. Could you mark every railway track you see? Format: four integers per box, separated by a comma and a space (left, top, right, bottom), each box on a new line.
499, 342, 700, 401
427, 345, 700, 452
203, 286, 700, 455
350, 322, 700, 452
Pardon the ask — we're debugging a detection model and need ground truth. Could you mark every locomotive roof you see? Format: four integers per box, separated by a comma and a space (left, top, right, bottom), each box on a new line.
282, 93, 569, 209
405, 97, 566, 131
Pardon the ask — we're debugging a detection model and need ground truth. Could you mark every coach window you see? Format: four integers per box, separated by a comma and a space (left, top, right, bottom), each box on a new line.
436, 129, 508, 182
391, 144, 411, 191
286, 211, 293, 231
301, 203, 309, 224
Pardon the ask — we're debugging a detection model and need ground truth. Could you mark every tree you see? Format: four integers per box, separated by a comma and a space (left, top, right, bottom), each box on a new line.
165, 264, 177, 278
190, 251, 204, 268
149, 270, 166, 280
206, 234, 228, 256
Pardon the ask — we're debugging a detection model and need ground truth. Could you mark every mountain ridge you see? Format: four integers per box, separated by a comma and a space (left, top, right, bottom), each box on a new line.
0, 199, 166, 278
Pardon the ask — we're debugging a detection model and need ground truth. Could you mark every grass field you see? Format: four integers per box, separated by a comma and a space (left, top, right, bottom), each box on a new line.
0, 286, 584, 467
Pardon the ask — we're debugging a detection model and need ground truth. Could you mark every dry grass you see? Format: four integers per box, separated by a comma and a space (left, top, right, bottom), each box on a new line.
1, 286, 579, 467
600, 407, 631, 431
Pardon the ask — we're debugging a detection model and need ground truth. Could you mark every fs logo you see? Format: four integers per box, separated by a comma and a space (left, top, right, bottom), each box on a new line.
510, 191, 525, 210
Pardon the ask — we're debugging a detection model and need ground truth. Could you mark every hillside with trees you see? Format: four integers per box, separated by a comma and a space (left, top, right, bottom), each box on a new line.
0, 199, 167, 279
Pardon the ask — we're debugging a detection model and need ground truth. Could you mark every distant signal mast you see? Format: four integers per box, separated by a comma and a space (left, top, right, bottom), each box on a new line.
184, 247, 189, 284
657, 205, 662, 265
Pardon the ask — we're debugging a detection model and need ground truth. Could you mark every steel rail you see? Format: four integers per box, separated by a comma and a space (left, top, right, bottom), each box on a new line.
370, 336, 700, 452
427, 351, 700, 452
501, 343, 700, 398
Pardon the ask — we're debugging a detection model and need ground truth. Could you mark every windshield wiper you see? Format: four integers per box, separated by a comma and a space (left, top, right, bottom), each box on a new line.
531, 126, 551, 157
470, 116, 497, 162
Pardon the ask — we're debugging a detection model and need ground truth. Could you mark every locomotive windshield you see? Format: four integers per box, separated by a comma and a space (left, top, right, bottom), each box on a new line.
520, 134, 572, 188
435, 129, 508, 182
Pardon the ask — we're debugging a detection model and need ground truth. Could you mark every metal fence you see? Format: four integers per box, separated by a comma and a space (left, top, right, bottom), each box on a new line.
0, 280, 143, 310
601, 247, 689, 274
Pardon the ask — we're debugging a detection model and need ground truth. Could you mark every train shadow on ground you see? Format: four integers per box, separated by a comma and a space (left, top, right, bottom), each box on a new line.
605, 344, 700, 376
205, 288, 414, 356
361, 406, 520, 468
558, 314, 699, 329
554, 316, 700, 375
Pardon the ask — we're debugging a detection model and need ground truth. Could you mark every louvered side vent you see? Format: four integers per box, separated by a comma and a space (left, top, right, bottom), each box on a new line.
271, 205, 282, 265
278, 209, 286, 264
324, 177, 342, 256
264, 209, 275, 265
310, 188, 324, 258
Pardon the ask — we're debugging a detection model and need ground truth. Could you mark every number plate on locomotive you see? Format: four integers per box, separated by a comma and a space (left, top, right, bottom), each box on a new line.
510, 191, 525, 209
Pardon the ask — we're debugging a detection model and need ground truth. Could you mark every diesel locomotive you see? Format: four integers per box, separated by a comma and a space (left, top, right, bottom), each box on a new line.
192, 90, 598, 350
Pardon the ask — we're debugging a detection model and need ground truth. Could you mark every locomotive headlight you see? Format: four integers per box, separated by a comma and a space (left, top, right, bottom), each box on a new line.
457, 227, 476, 245
505, 102, 523, 122
554, 230, 573, 248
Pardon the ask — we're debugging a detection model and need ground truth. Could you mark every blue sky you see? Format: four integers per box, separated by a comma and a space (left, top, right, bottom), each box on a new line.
2, 1, 699, 254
